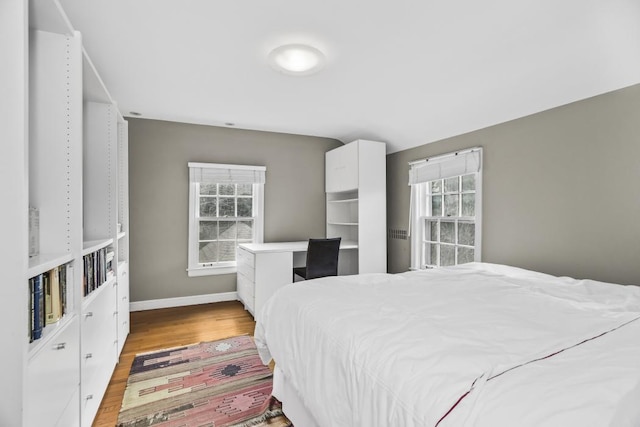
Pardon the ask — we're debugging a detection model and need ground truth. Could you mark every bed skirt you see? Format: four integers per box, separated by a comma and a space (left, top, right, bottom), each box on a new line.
273, 365, 320, 427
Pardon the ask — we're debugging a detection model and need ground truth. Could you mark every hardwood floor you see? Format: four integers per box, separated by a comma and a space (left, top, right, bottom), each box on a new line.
92, 301, 256, 427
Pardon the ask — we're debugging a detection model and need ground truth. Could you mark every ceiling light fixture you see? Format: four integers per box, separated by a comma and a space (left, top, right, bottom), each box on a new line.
268, 44, 326, 76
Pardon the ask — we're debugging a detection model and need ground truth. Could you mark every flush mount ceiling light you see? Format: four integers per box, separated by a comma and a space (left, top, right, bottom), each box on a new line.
268, 44, 326, 76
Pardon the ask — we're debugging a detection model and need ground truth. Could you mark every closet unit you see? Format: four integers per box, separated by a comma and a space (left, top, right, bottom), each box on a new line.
0, 0, 130, 425
325, 139, 387, 274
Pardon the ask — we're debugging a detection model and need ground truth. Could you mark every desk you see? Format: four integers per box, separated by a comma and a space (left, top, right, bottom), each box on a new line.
236, 241, 358, 318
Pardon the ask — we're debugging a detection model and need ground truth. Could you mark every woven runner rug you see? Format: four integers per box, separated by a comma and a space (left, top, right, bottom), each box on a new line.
117, 335, 292, 427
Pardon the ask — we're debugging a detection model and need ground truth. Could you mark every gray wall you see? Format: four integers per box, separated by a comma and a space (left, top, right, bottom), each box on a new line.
387, 83, 640, 285
128, 118, 342, 302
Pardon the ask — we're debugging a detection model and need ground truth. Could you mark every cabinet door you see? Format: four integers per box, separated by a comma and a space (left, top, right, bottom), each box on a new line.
326, 141, 358, 193
117, 263, 130, 356
25, 316, 80, 427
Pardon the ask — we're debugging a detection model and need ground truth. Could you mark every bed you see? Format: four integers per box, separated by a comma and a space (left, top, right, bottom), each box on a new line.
253, 262, 640, 427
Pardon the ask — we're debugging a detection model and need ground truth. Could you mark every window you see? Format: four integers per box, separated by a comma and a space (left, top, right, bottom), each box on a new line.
188, 163, 265, 276
409, 148, 482, 270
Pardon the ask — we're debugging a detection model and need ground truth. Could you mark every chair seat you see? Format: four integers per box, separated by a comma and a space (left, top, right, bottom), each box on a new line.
293, 266, 307, 279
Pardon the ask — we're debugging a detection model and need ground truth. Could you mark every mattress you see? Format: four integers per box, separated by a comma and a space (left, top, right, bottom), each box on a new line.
254, 262, 640, 426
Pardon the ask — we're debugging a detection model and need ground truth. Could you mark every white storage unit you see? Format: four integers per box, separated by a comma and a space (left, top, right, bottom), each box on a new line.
237, 244, 294, 317
326, 140, 387, 274
0, 0, 131, 425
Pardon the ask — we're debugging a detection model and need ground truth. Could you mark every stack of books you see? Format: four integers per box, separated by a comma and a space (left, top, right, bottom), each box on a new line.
83, 247, 110, 296
28, 263, 73, 342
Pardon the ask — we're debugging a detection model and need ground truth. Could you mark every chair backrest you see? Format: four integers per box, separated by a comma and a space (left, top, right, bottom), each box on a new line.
305, 237, 342, 280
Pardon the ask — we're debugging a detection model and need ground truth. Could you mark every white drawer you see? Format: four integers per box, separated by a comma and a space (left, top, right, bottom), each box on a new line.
237, 247, 255, 267
81, 339, 117, 427
237, 260, 255, 281
26, 316, 80, 427
237, 273, 255, 311
56, 389, 80, 427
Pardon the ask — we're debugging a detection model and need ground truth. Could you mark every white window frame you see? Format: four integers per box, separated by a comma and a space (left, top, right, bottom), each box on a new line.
409, 148, 482, 270
187, 162, 265, 277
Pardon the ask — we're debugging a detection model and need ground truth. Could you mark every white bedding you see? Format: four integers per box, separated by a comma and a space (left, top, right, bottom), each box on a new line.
254, 263, 640, 427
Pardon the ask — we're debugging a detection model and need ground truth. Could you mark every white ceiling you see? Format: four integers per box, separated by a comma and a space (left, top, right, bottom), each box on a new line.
58, 0, 640, 153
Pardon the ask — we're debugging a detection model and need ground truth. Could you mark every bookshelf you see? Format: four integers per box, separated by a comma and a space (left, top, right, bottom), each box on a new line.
0, 0, 131, 426
325, 140, 387, 275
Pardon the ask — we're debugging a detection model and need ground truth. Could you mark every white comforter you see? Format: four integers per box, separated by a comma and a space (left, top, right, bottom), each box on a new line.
254, 263, 640, 427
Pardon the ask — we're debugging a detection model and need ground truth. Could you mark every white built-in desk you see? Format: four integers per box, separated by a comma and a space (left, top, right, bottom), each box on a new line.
236, 241, 358, 318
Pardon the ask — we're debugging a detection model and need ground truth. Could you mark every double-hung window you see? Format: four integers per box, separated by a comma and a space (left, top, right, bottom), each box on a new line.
187, 163, 265, 276
409, 148, 482, 270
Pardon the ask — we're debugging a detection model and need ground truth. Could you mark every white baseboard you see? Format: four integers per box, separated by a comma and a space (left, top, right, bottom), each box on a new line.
129, 292, 238, 312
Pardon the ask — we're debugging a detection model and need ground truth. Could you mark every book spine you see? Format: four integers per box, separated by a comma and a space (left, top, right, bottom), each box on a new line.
32, 274, 44, 340
47, 267, 61, 325
43, 271, 52, 325
59, 263, 67, 316
29, 277, 34, 343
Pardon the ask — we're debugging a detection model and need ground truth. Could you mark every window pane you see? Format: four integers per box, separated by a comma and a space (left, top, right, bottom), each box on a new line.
219, 184, 235, 195
444, 177, 459, 193
200, 184, 217, 195
219, 220, 236, 239
426, 220, 438, 242
430, 180, 442, 194
458, 222, 475, 246
199, 242, 218, 263
458, 246, 475, 264
218, 197, 235, 217
237, 221, 253, 240
461, 194, 475, 217
441, 244, 455, 266
431, 195, 442, 216
430, 243, 438, 266
462, 174, 475, 191
237, 197, 253, 217
444, 195, 459, 216
219, 241, 236, 262
199, 198, 217, 217
237, 184, 252, 196
441, 221, 455, 243
199, 221, 218, 240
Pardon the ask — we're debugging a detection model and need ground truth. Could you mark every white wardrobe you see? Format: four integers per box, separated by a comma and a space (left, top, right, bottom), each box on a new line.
325, 139, 387, 274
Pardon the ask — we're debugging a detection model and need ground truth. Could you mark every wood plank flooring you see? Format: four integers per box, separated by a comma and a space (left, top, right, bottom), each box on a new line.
92, 301, 256, 427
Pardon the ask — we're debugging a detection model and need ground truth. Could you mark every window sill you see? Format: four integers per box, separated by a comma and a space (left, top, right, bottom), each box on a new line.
187, 266, 237, 277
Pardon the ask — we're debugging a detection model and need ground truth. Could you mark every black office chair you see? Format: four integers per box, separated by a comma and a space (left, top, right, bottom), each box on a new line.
293, 237, 342, 281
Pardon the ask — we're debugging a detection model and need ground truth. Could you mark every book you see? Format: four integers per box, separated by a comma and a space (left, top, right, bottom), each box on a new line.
43, 270, 51, 325
32, 274, 44, 340
29, 278, 34, 343
59, 263, 67, 316
28, 207, 39, 258
46, 267, 61, 325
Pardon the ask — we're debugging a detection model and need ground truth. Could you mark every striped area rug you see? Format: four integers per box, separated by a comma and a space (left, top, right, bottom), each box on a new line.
117, 335, 292, 427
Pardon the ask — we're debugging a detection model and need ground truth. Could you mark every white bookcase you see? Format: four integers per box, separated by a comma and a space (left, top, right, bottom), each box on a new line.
326, 140, 387, 274
0, 0, 130, 425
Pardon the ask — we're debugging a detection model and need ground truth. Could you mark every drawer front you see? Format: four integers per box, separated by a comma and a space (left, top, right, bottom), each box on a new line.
55, 389, 80, 427
237, 259, 255, 281
81, 339, 117, 427
26, 316, 80, 427
117, 264, 130, 355
237, 273, 255, 311
237, 247, 255, 268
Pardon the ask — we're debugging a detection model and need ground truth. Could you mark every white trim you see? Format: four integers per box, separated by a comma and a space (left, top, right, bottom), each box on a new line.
408, 146, 481, 166
187, 266, 237, 277
188, 162, 266, 171
129, 291, 238, 311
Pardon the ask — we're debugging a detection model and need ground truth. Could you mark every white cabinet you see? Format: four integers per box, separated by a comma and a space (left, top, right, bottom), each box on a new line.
1, 1, 131, 425
237, 245, 294, 318
326, 140, 359, 192
25, 316, 80, 427
326, 140, 387, 274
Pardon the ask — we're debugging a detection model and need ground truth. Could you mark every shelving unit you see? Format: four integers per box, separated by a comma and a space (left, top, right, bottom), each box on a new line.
325, 140, 387, 274
0, 1, 131, 425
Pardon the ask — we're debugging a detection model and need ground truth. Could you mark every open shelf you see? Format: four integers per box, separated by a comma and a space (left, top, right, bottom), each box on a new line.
28, 252, 74, 278
82, 238, 114, 256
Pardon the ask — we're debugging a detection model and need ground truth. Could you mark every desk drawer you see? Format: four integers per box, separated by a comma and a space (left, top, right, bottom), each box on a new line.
237, 273, 255, 311
237, 259, 255, 281
237, 247, 255, 268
